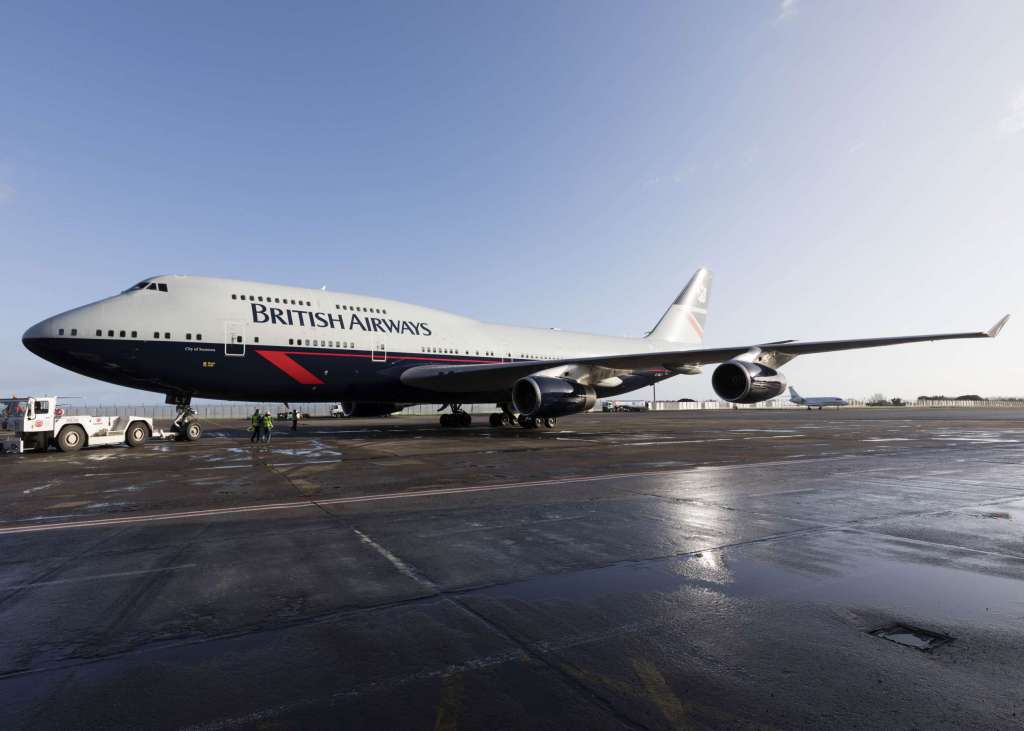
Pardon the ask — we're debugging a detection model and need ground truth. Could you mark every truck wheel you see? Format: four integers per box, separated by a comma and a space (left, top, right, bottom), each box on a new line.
57, 425, 86, 452
126, 421, 150, 447
183, 421, 202, 442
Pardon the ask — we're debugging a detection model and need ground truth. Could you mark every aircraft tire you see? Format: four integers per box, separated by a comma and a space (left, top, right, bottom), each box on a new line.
182, 421, 202, 441
543, 417, 556, 428
457, 412, 472, 427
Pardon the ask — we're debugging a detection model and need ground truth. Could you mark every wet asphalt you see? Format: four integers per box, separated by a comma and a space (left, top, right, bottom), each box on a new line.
1, 408, 1022, 729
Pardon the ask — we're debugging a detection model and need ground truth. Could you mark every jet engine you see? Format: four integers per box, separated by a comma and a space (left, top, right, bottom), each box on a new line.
340, 402, 404, 417
711, 360, 787, 404
513, 376, 597, 418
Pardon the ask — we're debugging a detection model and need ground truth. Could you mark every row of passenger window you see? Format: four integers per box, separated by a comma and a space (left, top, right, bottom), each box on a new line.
233, 294, 312, 306
421, 346, 497, 357
418, 347, 554, 360
288, 339, 355, 348
334, 304, 387, 314
229, 292, 388, 315
56, 327, 204, 341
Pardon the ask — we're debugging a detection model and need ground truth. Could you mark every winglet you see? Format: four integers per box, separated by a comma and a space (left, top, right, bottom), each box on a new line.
988, 315, 1010, 338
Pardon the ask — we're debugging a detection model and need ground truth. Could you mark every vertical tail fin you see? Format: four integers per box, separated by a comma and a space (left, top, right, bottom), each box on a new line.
646, 267, 711, 345
789, 387, 802, 402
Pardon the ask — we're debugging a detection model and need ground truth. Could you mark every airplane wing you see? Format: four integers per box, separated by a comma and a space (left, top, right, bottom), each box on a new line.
400, 316, 1009, 393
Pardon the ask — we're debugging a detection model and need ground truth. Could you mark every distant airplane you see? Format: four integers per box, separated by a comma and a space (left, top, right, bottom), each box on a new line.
789, 386, 849, 410
21, 267, 1008, 437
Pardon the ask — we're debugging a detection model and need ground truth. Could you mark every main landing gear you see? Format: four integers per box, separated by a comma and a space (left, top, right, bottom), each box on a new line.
167, 394, 202, 441
439, 404, 472, 428
516, 415, 557, 429
488, 403, 556, 429
438, 403, 556, 429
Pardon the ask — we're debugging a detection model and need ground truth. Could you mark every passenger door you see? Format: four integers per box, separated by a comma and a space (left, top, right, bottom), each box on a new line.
371, 341, 387, 363
225, 321, 245, 357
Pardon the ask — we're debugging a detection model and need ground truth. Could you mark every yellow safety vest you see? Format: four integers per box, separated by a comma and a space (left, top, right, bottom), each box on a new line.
262, 415, 274, 428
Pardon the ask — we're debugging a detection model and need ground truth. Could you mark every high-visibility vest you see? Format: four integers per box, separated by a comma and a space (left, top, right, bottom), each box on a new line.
251, 413, 261, 427
262, 415, 274, 428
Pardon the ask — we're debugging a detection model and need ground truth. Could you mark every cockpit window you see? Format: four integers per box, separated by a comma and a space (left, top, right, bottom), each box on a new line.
126, 281, 168, 292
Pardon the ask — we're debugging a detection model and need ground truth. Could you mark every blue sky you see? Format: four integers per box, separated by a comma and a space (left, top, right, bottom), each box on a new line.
2, 0, 1021, 403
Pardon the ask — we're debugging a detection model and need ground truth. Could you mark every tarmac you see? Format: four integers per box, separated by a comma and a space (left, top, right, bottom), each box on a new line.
1, 408, 1022, 729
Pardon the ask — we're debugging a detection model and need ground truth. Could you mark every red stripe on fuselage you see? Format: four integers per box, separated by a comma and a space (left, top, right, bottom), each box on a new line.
254, 350, 325, 385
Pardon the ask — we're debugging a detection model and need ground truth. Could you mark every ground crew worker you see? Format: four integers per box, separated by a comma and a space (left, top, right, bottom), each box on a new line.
261, 411, 274, 443
250, 408, 262, 443
291, 409, 299, 431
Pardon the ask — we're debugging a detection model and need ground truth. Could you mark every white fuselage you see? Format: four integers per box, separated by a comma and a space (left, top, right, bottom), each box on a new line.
22, 274, 677, 403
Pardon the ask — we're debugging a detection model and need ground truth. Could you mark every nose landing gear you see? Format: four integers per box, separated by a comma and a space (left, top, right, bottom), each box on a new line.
167, 393, 202, 441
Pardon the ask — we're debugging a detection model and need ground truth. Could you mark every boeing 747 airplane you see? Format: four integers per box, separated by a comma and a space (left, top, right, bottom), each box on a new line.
789, 387, 849, 409
21, 268, 1008, 441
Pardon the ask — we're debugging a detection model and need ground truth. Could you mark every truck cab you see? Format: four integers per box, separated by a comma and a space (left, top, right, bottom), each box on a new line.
2, 396, 57, 433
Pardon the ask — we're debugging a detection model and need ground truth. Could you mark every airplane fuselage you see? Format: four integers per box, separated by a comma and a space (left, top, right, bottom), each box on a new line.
22, 275, 674, 404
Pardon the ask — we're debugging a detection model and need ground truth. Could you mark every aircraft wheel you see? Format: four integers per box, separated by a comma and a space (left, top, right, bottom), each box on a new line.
126, 421, 150, 447
440, 414, 452, 427
56, 425, 86, 453
458, 411, 472, 427
543, 417, 556, 428
182, 421, 203, 442
488, 413, 502, 427
500, 413, 512, 426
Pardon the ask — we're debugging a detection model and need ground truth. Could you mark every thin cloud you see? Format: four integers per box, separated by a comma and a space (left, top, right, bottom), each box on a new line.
998, 88, 1024, 135
777, 0, 798, 21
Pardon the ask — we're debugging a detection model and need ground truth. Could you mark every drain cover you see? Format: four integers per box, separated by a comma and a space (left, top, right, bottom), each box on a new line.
870, 624, 952, 651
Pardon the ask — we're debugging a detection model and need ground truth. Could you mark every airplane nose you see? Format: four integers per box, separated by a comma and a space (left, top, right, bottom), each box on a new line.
23, 320, 46, 341
22, 317, 56, 359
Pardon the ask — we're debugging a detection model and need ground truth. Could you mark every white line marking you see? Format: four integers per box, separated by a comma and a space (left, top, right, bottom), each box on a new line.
353, 528, 436, 590
0, 563, 197, 590
267, 459, 343, 467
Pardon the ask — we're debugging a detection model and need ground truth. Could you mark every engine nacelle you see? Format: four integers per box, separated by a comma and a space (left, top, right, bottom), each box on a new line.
513, 376, 597, 418
711, 360, 787, 404
340, 402, 404, 417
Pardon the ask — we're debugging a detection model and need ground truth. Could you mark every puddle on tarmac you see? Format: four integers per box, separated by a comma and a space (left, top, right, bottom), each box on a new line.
475, 561, 691, 602
475, 546, 1024, 627
870, 624, 952, 651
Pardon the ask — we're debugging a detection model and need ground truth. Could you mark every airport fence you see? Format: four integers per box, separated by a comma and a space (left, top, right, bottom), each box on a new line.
913, 399, 1024, 408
